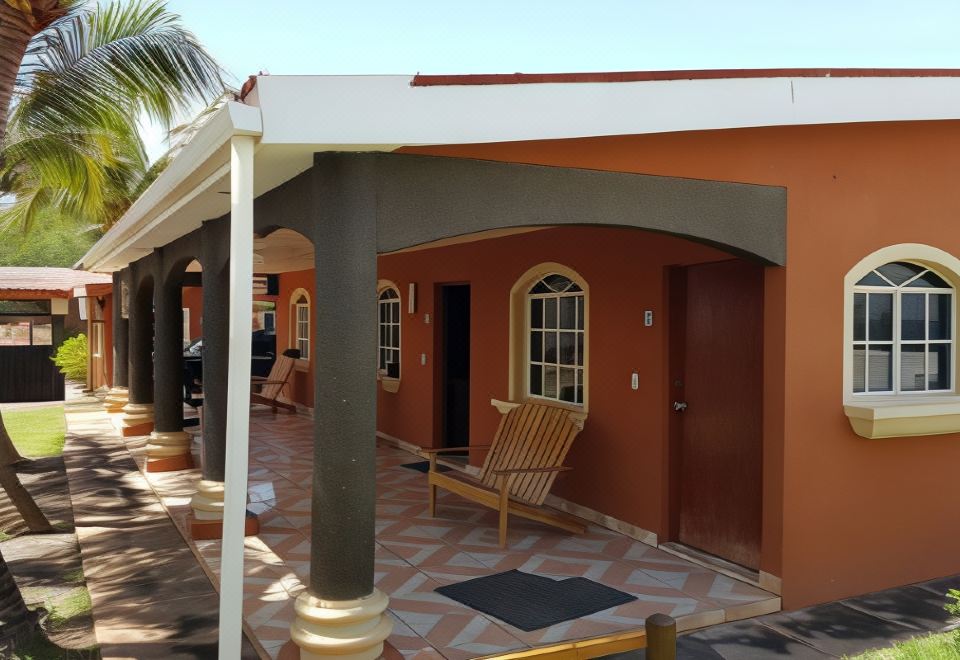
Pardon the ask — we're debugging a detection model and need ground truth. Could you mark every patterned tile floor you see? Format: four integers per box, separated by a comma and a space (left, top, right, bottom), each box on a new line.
123, 409, 780, 659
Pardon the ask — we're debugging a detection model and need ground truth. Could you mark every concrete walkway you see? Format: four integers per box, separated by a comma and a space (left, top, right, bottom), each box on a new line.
63, 392, 259, 659
610, 573, 960, 658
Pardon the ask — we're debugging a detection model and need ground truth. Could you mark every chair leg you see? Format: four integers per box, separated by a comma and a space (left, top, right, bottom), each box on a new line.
498, 475, 510, 548
428, 456, 438, 517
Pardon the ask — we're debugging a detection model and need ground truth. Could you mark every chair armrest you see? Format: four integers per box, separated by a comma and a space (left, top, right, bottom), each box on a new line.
490, 466, 573, 476
420, 445, 491, 455
251, 379, 287, 386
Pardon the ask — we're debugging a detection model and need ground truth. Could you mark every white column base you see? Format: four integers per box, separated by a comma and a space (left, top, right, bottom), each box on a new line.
120, 402, 154, 428
104, 387, 129, 413
190, 480, 225, 520
290, 589, 393, 660
145, 430, 192, 459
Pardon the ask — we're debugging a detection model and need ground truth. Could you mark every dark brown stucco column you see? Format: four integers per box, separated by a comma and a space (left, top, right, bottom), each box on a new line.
290, 153, 392, 657
145, 264, 194, 472
188, 218, 242, 538
200, 218, 230, 483
103, 270, 129, 413
121, 261, 155, 437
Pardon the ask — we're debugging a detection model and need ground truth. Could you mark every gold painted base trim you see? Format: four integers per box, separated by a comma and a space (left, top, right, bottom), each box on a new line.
290, 589, 393, 660
120, 402, 153, 429
103, 387, 128, 413
190, 479, 225, 520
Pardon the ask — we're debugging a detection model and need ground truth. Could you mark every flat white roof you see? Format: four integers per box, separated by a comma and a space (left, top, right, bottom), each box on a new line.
79, 70, 960, 272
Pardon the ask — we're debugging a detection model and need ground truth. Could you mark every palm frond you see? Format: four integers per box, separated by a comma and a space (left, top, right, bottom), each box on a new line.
18, 0, 226, 131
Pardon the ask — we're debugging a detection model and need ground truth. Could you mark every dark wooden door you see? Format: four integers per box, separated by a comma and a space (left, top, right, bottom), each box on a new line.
677, 260, 763, 569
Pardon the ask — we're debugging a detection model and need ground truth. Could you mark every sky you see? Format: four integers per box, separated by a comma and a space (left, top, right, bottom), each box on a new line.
142, 0, 960, 158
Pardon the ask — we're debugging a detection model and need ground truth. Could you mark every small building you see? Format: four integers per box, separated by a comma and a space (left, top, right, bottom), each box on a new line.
0, 267, 110, 401
78, 69, 960, 656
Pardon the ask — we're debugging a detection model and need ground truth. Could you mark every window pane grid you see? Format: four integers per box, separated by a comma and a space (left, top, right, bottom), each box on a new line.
294, 303, 310, 360
853, 264, 953, 395
378, 292, 400, 377
528, 279, 584, 405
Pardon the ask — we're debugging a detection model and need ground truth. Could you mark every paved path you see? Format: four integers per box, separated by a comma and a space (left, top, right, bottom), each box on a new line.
0, 451, 98, 654
609, 573, 960, 658
63, 393, 259, 659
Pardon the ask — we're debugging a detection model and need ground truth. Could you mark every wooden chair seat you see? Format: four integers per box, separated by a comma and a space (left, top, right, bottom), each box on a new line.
250, 353, 298, 413
424, 399, 587, 546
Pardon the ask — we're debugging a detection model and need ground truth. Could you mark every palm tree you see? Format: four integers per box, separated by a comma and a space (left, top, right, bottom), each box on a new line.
1, 0, 225, 229
0, 1, 226, 649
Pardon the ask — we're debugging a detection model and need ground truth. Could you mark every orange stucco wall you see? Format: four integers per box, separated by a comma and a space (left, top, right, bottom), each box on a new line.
399, 120, 960, 609
275, 269, 315, 408
376, 227, 733, 538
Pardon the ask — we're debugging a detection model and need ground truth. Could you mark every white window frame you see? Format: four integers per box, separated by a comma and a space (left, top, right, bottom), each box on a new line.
852, 265, 954, 396
91, 321, 104, 358
378, 287, 401, 380
182, 307, 191, 346
289, 288, 311, 362
526, 274, 585, 407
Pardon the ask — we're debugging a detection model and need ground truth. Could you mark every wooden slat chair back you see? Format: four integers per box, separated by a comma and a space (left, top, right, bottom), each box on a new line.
478, 401, 584, 506
250, 354, 297, 413
424, 398, 587, 547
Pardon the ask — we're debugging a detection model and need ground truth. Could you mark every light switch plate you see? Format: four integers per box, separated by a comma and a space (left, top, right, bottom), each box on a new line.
631, 372, 639, 390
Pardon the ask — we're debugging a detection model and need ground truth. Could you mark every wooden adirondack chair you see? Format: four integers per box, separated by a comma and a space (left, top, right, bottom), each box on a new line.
423, 399, 587, 547
250, 354, 298, 413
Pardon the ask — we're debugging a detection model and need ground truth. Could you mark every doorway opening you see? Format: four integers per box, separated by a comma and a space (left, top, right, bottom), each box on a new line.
439, 284, 471, 448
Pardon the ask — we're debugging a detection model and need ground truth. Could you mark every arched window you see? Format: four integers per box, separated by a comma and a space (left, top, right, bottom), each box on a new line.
527, 273, 585, 405
378, 287, 401, 379
289, 289, 310, 361
852, 261, 953, 394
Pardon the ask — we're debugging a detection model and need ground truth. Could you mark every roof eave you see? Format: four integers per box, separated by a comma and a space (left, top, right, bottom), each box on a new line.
76, 102, 262, 273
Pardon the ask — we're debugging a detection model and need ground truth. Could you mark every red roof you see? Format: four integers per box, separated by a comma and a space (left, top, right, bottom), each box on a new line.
411, 68, 960, 87
0, 267, 111, 298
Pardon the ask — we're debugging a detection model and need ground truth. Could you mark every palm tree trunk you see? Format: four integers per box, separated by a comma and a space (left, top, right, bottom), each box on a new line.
0, 412, 49, 532
0, 412, 25, 466
0, 3, 38, 145
0, 462, 51, 533
0, 548, 37, 651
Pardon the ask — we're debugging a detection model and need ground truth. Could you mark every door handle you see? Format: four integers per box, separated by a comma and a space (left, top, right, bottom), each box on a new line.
673, 401, 688, 412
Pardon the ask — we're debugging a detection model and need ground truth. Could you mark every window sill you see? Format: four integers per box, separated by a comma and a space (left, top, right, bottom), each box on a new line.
294, 359, 310, 373
844, 396, 960, 438
380, 378, 400, 394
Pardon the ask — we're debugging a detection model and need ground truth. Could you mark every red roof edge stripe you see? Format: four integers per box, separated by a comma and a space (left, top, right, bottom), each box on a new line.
411, 68, 960, 87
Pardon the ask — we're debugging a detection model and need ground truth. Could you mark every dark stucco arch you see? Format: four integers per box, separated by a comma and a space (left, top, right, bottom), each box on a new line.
308, 152, 787, 265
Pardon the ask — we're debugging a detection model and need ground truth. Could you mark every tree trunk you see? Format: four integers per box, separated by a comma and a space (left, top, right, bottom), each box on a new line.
0, 412, 25, 466
0, 461, 51, 533
0, 548, 38, 652
0, 3, 38, 145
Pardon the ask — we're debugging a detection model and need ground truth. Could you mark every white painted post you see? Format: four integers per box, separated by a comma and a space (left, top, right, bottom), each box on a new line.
218, 134, 255, 659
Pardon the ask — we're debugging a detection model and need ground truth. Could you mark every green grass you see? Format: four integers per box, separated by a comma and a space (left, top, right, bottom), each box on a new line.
3, 406, 66, 458
847, 631, 960, 659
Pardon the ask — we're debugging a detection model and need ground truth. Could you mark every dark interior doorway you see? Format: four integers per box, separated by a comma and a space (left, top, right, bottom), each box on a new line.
440, 285, 471, 448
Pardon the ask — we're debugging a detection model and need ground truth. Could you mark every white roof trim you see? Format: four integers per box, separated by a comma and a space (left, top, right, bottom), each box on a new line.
80, 73, 960, 272
77, 102, 261, 271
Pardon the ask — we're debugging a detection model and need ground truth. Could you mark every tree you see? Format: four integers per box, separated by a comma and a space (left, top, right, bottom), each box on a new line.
0, 1, 226, 649
1, 0, 224, 230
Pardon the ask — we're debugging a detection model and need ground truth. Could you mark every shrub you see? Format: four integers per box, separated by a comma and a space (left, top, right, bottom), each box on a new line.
52, 334, 87, 381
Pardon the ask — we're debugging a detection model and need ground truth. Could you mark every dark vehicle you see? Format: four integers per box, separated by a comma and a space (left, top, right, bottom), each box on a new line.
183, 329, 277, 385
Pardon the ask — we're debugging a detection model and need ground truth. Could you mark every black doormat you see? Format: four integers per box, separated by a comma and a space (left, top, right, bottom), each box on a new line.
400, 461, 450, 473
435, 569, 637, 631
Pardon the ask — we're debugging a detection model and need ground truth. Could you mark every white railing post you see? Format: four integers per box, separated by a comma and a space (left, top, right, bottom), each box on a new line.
218, 134, 255, 658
